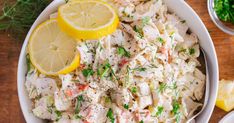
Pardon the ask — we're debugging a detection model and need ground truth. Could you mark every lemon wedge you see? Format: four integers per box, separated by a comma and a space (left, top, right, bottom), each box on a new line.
57, 0, 119, 40
216, 79, 234, 112
28, 19, 80, 75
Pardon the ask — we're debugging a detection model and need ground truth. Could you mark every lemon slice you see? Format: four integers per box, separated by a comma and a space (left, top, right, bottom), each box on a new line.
216, 79, 234, 112
28, 19, 80, 75
57, 0, 119, 40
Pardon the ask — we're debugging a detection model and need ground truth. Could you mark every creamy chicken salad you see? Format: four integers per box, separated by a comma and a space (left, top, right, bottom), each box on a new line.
25, 0, 205, 123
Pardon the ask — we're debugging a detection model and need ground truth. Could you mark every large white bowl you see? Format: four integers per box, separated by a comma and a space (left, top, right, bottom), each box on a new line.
17, 0, 219, 123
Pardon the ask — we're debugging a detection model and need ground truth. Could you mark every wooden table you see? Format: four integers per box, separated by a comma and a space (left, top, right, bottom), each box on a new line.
0, 0, 233, 123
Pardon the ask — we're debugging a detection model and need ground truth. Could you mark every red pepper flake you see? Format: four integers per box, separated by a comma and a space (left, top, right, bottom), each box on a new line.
83, 120, 90, 123
76, 84, 89, 91
119, 59, 129, 67
66, 90, 73, 97
79, 64, 86, 70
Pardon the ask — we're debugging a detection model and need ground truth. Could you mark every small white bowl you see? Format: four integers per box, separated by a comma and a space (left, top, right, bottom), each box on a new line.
17, 0, 219, 123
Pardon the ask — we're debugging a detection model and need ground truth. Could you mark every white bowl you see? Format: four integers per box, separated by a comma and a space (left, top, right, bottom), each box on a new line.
17, 0, 219, 123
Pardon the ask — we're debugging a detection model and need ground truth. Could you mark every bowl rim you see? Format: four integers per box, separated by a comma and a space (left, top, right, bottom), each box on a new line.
17, 0, 219, 123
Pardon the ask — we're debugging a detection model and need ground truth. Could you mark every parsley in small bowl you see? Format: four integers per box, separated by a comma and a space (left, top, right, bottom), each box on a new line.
214, 0, 234, 24
208, 0, 234, 35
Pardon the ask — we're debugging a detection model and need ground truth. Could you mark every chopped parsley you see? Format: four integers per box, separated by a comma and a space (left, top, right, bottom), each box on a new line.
97, 62, 111, 78
157, 83, 167, 93
189, 48, 195, 55
97, 61, 118, 80
156, 106, 164, 116
124, 66, 131, 87
139, 120, 144, 123
131, 87, 138, 93
55, 110, 62, 121
26, 54, 34, 73
47, 105, 53, 114
180, 20, 186, 23
123, 104, 129, 110
175, 112, 181, 123
157, 37, 165, 44
106, 108, 115, 123
132, 67, 147, 72
214, 0, 234, 24
172, 101, 181, 123
74, 114, 83, 119
133, 25, 144, 38
75, 95, 84, 114
117, 46, 131, 58
110, 68, 118, 81
97, 41, 103, 51
142, 16, 150, 26
168, 82, 177, 90
172, 101, 180, 114
82, 68, 94, 77
172, 82, 177, 90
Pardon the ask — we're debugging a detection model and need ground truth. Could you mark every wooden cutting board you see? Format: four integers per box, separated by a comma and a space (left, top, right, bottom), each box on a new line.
0, 0, 233, 122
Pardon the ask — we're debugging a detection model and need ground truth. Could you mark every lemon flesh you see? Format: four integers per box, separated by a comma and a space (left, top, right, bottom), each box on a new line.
58, 0, 119, 40
216, 79, 234, 112
28, 19, 79, 75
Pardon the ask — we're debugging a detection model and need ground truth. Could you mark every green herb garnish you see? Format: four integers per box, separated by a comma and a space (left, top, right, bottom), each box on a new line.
172, 82, 177, 90
74, 114, 83, 119
167, 82, 177, 90
117, 46, 131, 58
139, 120, 144, 123
97, 62, 111, 78
180, 20, 186, 24
106, 108, 115, 123
214, 0, 234, 24
55, 110, 62, 121
26, 54, 33, 72
156, 106, 164, 116
172, 101, 180, 114
133, 25, 144, 38
142, 16, 150, 26
0, 0, 51, 40
82, 68, 94, 77
123, 104, 129, 110
172, 101, 181, 123
97, 61, 118, 80
97, 41, 103, 51
47, 105, 53, 114
75, 95, 84, 114
124, 65, 131, 87
157, 37, 165, 44
157, 83, 167, 93
132, 67, 147, 72
175, 112, 181, 123
189, 48, 195, 55
131, 87, 138, 93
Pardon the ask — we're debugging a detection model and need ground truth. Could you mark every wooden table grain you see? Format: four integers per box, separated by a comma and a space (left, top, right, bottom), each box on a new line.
0, 0, 233, 123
